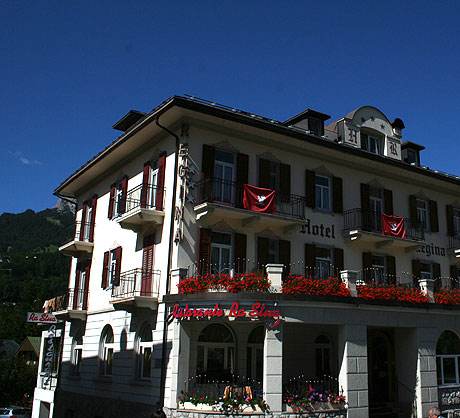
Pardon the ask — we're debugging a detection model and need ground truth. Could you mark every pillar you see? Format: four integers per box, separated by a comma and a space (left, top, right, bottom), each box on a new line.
341, 270, 359, 297
338, 324, 368, 418
169, 268, 188, 295
266, 264, 283, 293
263, 322, 283, 413
418, 278, 435, 303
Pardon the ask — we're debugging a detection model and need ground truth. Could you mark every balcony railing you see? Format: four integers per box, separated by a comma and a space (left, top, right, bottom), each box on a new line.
66, 287, 89, 311
448, 235, 460, 250
114, 184, 165, 216
61, 221, 93, 244
343, 208, 425, 241
111, 268, 161, 300
195, 177, 305, 221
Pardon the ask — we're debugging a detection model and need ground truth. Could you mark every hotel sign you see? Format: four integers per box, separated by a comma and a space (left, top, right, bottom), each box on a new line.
171, 302, 281, 328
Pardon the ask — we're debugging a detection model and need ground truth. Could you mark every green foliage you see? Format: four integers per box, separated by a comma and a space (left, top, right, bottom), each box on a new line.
0, 356, 37, 405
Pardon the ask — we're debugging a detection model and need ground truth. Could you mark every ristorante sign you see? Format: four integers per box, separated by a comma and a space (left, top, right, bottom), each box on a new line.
171, 302, 281, 328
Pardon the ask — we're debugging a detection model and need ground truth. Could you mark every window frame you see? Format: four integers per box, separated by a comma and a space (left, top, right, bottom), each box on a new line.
99, 326, 114, 377
361, 132, 384, 156
315, 247, 332, 279
210, 231, 233, 275
137, 324, 153, 380
315, 334, 332, 378
453, 208, 460, 237
416, 199, 429, 231
71, 333, 83, 376
370, 254, 386, 284
315, 175, 331, 211
436, 330, 460, 387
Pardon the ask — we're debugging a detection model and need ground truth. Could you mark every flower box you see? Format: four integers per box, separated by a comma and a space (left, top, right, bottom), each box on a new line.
179, 402, 264, 414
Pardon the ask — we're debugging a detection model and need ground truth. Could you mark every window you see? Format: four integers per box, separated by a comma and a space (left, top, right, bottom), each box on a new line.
214, 150, 235, 203
454, 208, 460, 237
99, 326, 114, 376
417, 199, 429, 231
436, 330, 460, 386
371, 254, 386, 284
315, 247, 332, 278
420, 262, 432, 280
102, 247, 122, 288
315, 175, 331, 211
308, 117, 324, 136
247, 326, 264, 383
71, 333, 83, 375
137, 324, 153, 379
315, 334, 332, 378
75, 268, 87, 310
361, 132, 383, 155
83, 202, 92, 241
369, 187, 383, 231
210, 231, 232, 274
197, 324, 235, 381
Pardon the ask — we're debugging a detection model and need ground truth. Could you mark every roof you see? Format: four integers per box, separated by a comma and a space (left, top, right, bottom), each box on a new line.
284, 108, 331, 125
54, 95, 460, 197
15, 337, 41, 356
0, 339, 20, 357
112, 110, 147, 132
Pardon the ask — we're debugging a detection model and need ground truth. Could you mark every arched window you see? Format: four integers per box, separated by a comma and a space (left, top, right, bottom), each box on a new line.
315, 334, 332, 378
197, 324, 234, 381
99, 325, 114, 376
71, 332, 83, 375
436, 330, 460, 386
137, 323, 153, 379
247, 326, 264, 382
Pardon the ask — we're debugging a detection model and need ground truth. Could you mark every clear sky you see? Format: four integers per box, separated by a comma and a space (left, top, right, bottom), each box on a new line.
1, 0, 459, 214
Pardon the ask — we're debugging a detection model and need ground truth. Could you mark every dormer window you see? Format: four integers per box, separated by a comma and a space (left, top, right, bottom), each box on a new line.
308, 117, 324, 136
361, 132, 383, 155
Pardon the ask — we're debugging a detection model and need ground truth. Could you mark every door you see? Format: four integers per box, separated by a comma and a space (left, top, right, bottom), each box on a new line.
214, 150, 235, 204
141, 234, 155, 295
149, 168, 159, 208
370, 188, 383, 232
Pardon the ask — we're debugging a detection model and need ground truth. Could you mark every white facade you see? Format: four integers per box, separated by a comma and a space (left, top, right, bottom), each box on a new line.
33, 97, 460, 418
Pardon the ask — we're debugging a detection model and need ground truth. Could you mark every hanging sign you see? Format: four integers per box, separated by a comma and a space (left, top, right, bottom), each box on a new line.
171, 302, 281, 328
26, 312, 57, 324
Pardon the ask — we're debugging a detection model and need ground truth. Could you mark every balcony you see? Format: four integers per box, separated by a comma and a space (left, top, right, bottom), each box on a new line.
194, 178, 305, 233
342, 208, 425, 251
58, 222, 94, 257
53, 288, 89, 321
110, 268, 160, 311
448, 235, 460, 262
114, 184, 165, 232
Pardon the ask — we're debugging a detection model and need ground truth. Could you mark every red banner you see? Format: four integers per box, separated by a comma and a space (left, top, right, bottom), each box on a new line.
243, 184, 276, 214
382, 213, 406, 238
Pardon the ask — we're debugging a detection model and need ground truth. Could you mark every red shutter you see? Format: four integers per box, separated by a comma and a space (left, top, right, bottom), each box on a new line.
156, 153, 166, 210
83, 262, 91, 310
108, 184, 116, 218
113, 246, 122, 285
79, 203, 88, 241
118, 176, 128, 214
198, 228, 211, 275
89, 195, 97, 242
142, 234, 155, 295
73, 264, 81, 309
101, 251, 109, 288
141, 162, 150, 209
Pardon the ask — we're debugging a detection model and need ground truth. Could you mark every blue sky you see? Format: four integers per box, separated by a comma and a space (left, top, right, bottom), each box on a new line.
1, 1, 459, 214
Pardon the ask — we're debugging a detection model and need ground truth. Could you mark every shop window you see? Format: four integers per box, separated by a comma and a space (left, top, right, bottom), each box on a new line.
315, 334, 332, 378
247, 326, 264, 382
137, 324, 153, 379
70, 333, 83, 375
436, 330, 460, 386
315, 175, 331, 211
197, 324, 235, 381
99, 326, 114, 376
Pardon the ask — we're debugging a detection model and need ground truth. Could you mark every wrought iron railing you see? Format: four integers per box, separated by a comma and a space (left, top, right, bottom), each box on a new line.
186, 374, 263, 399
283, 375, 341, 398
343, 208, 424, 241
61, 221, 93, 244
111, 268, 161, 299
195, 177, 305, 221
115, 184, 165, 216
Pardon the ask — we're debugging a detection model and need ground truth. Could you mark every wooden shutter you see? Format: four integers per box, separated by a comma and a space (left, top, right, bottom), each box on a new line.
446, 205, 455, 236
73, 264, 81, 309
409, 195, 417, 226
305, 243, 316, 277
305, 170, 316, 208
113, 246, 122, 286
451, 265, 459, 289
412, 259, 421, 287
332, 177, 343, 214
108, 184, 116, 218
141, 162, 150, 208
258, 159, 270, 189
89, 195, 97, 242
360, 184, 370, 231
142, 234, 155, 295
257, 237, 269, 270
333, 248, 344, 276
156, 152, 166, 210
236, 153, 249, 208
83, 262, 91, 310
234, 233, 247, 273
384, 189, 393, 216
386, 255, 396, 285
198, 228, 211, 275
202, 145, 215, 179
101, 251, 109, 289
433, 262, 441, 292
279, 239, 291, 274
279, 163, 291, 197
118, 176, 128, 214
362, 252, 373, 282
79, 203, 88, 241
429, 200, 439, 232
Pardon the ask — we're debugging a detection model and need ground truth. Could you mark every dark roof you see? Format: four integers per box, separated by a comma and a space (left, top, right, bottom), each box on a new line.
54, 96, 460, 196
284, 108, 331, 125
402, 141, 425, 151
112, 110, 146, 132
391, 118, 405, 130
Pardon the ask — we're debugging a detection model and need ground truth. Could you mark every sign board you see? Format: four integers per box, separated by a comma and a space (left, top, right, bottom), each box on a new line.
27, 312, 57, 324
171, 302, 281, 328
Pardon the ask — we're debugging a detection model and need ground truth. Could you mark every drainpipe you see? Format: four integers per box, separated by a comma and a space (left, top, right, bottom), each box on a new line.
155, 116, 180, 408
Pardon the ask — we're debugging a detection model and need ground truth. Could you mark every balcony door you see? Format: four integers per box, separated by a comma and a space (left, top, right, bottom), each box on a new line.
148, 167, 159, 209
141, 234, 155, 296
370, 188, 383, 232
214, 150, 235, 204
